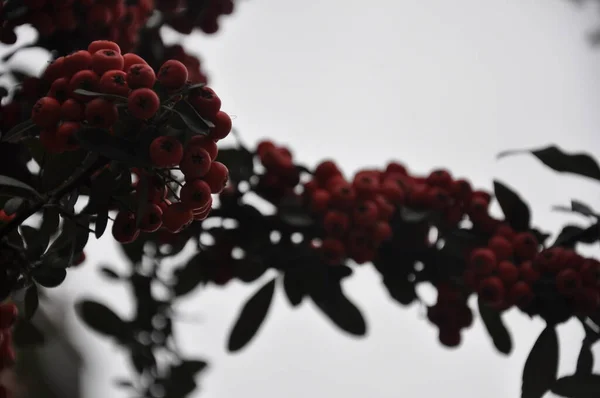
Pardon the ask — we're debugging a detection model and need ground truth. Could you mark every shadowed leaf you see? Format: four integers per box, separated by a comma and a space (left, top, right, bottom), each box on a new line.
76, 300, 130, 342
522, 326, 559, 398
552, 374, 600, 398
478, 297, 512, 354
493, 180, 530, 232
312, 289, 367, 336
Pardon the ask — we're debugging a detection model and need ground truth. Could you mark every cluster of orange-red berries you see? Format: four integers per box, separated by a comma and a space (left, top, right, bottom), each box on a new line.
0, 303, 17, 398
427, 284, 473, 347
0, 0, 154, 50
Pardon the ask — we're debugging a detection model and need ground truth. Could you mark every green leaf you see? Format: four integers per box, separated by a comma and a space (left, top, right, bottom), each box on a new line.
493, 180, 530, 232
571, 200, 596, 217
3, 197, 24, 215
99, 267, 122, 280
312, 289, 367, 336
499, 145, 600, 182
522, 326, 559, 398
76, 300, 130, 342
1, 119, 40, 143
21, 225, 47, 259
172, 252, 208, 297
576, 341, 594, 375
0, 175, 41, 200
227, 278, 276, 352
33, 267, 67, 288
24, 284, 39, 320
40, 149, 89, 192
73, 89, 127, 102
76, 127, 149, 166
283, 269, 304, 307
553, 224, 599, 248
215, 147, 254, 182
551, 374, 600, 398
171, 100, 212, 135
478, 297, 512, 354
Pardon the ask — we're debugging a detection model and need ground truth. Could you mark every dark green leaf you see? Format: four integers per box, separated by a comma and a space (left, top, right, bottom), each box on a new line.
552, 374, 600, 398
33, 267, 66, 288
215, 147, 254, 182
24, 284, 39, 320
312, 290, 367, 336
40, 207, 60, 241
3, 197, 24, 215
13, 318, 45, 346
0, 174, 41, 200
522, 326, 559, 398
553, 225, 599, 248
76, 128, 148, 166
478, 297, 512, 354
99, 267, 121, 280
40, 150, 89, 192
493, 180, 530, 232
95, 210, 109, 239
76, 300, 130, 341
227, 278, 276, 352
571, 200, 596, 217
498, 145, 600, 182
576, 342, 594, 375
171, 100, 212, 134
73, 89, 127, 101
283, 270, 304, 307
21, 225, 45, 259
1, 119, 40, 143
173, 252, 208, 297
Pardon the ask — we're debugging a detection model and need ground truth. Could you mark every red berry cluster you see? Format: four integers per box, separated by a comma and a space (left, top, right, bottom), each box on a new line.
0, 303, 17, 398
0, 0, 153, 51
164, 45, 208, 85
157, 0, 235, 35
255, 140, 300, 200
427, 284, 473, 347
465, 225, 600, 317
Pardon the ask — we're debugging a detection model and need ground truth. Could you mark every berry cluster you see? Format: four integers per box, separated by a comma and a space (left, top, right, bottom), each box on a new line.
0, 0, 154, 51
164, 45, 208, 85
466, 225, 600, 320
0, 303, 17, 398
427, 284, 473, 347
255, 140, 300, 201
157, 0, 235, 35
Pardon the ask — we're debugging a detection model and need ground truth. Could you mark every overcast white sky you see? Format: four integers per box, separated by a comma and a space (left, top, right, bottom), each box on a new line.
5, 0, 600, 397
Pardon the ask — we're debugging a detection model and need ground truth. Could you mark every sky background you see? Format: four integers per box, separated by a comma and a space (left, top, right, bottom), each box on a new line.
4, 0, 600, 397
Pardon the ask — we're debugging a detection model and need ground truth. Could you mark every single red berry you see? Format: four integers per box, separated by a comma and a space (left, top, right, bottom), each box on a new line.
426, 169, 453, 190
314, 160, 342, 185
257, 140, 276, 157
88, 40, 121, 54
0, 210, 16, 223
42, 56, 66, 82
188, 135, 218, 160
495, 224, 516, 240
519, 260, 540, 283
321, 238, 346, 265
126, 63, 156, 89
60, 98, 84, 121
73, 251, 86, 266
85, 98, 118, 127
512, 232, 539, 261
383, 162, 407, 176
99, 70, 130, 96
469, 248, 497, 276
202, 161, 229, 194
31, 97, 61, 128
68, 69, 100, 101
372, 221, 392, 243
180, 146, 212, 179
427, 187, 451, 210
329, 182, 356, 210
535, 247, 567, 273
123, 53, 148, 72
180, 180, 212, 211
139, 203, 163, 232
467, 196, 489, 221
556, 268, 582, 297
128, 88, 160, 120
63, 50, 93, 76
478, 276, 505, 307
209, 111, 232, 141
497, 261, 519, 286
162, 202, 193, 233
189, 86, 221, 118
380, 179, 406, 205
56, 122, 81, 151
0, 303, 18, 329
111, 211, 140, 244
149, 136, 184, 168
451, 178, 473, 201
353, 173, 379, 199
48, 77, 70, 102
323, 210, 350, 237
373, 195, 395, 220
157, 59, 188, 90
92, 49, 125, 75
193, 197, 213, 221
507, 281, 534, 308
488, 236, 514, 261
135, 174, 168, 203
310, 189, 331, 213
353, 200, 379, 227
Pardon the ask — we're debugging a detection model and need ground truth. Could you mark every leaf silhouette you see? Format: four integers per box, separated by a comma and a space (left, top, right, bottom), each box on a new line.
522, 326, 559, 398
493, 180, 530, 232
478, 297, 512, 354
312, 289, 367, 336
76, 300, 130, 342
552, 374, 600, 398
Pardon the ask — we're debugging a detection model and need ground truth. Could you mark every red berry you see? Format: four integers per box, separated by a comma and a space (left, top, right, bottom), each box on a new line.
385, 162, 407, 176
60, 98, 84, 121
478, 276, 505, 307
150, 136, 184, 168
48, 77, 70, 102
507, 281, 534, 308
123, 53, 148, 72
314, 160, 342, 185
512, 232, 539, 261
189, 86, 221, 118
162, 203, 193, 233
202, 161, 229, 194
427, 187, 451, 210
329, 182, 356, 210
92, 50, 125, 75
180, 180, 212, 211
353, 173, 379, 199
488, 236, 514, 261
111, 211, 140, 244
519, 260, 540, 283
495, 224, 516, 240
126, 63, 156, 89
321, 238, 346, 265
257, 140, 276, 157
99, 70, 130, 96
139, 204, 163, 232
426, 169, 453, 190
88, 40, 121, 54
85, 98, 118, 127
535, 247, 566, 273
31, 97, 61, 128
323, 210, 350, 237
180, 146, 212, 179
42, 56, 66, 82
310, 189, 331, 213
352, 200, 379, 227
187, 135, 218, 160
372, 221, 392, 243
0, 303, 18, 329
451, 179, 473, 201
556, 268, 582, 297
0, 210, 16, 223
68, 70, 100, 101
157, 60, 188, 90
380, 179, 407, 204
193, 197, 213, 221
128, 88, 160, 120
469, 248, 497, 276
56, 122, 81, 151
209, 111, 232, 141
373, 195, 395, 220
497, 261, 519, 286
63, 50, 93, 76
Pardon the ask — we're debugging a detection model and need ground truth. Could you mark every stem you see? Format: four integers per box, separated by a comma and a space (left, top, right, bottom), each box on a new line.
0, 156, 108, 239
